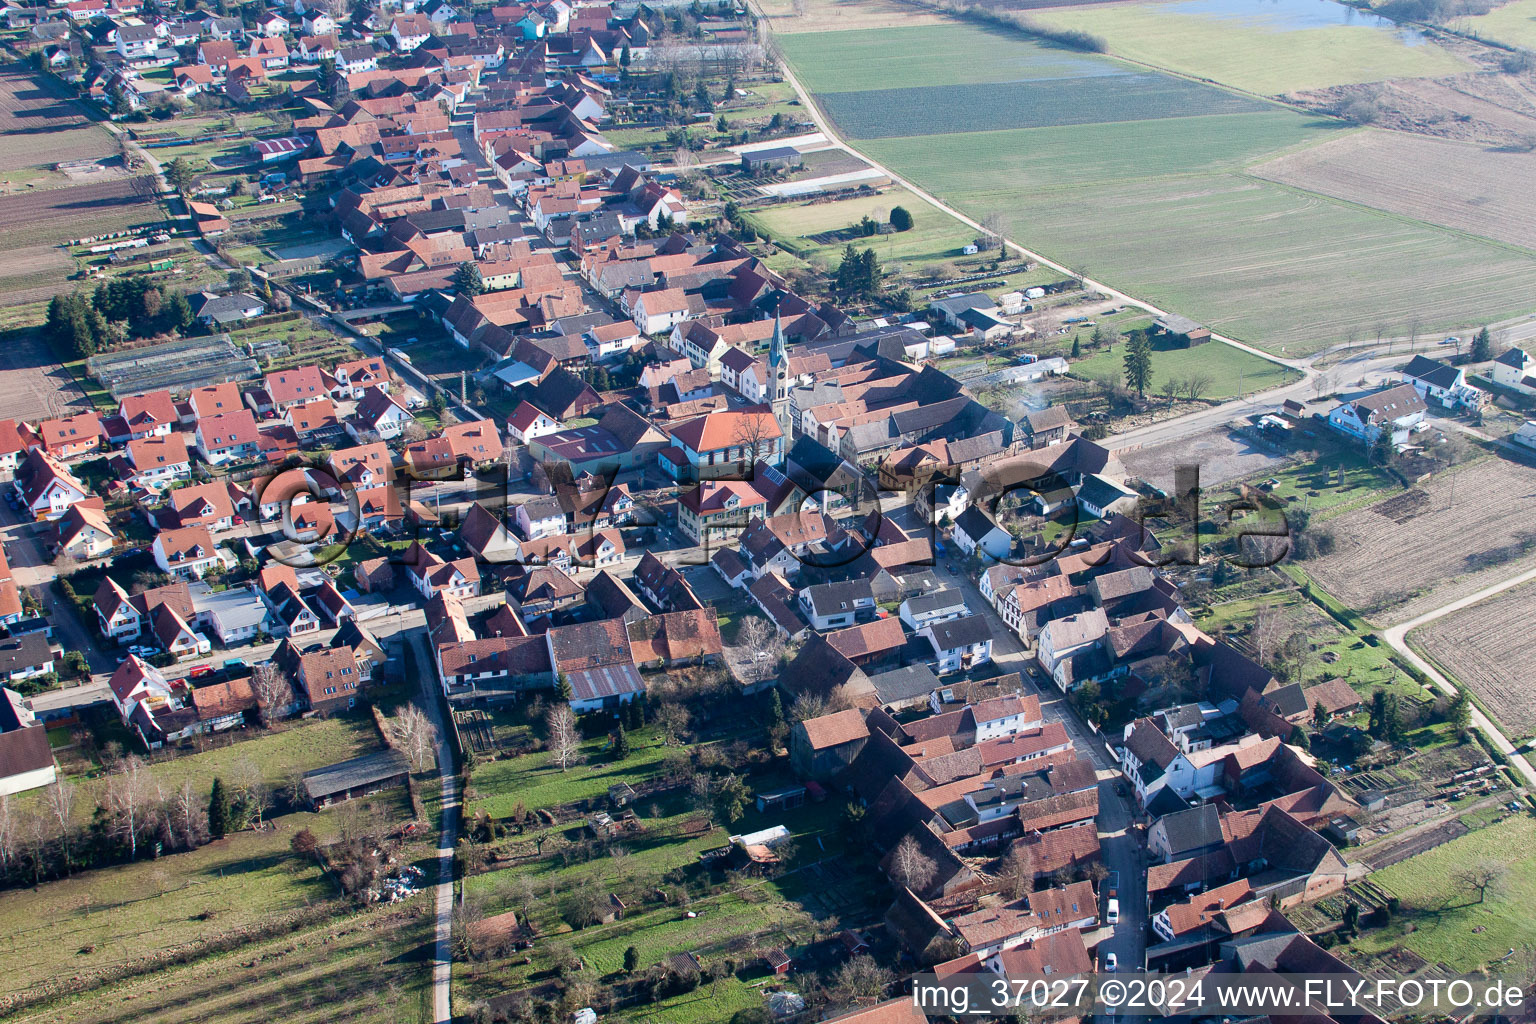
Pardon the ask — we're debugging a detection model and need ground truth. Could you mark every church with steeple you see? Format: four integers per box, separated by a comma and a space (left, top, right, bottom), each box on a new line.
769, 306, 792, 442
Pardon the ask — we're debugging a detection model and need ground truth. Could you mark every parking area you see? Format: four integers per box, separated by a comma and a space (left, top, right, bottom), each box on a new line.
1119, 424, 1288, 490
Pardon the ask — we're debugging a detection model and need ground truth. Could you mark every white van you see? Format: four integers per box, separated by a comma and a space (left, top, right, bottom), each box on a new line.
1106, 898, 1120, 925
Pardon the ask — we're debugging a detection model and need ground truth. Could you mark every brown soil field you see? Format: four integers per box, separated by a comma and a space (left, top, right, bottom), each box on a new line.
760, 0, 949, 32
1252, 130, 1536, 250
0, 176, 161, 247
1293, 70, 1536, 148
1414, 581, 1536, 737
0, 62, 114, 172
0, 245, 75, 303
1306, 456, 1536, 625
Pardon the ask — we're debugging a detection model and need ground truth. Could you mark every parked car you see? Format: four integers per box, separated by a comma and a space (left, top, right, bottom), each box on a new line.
1104, 952, 1117, 972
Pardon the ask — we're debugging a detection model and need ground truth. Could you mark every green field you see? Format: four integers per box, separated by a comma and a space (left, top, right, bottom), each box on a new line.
817, 74, 1270, 138
859, 111, 1343, 189
778, 18, 1536, 354
1358, 815, 1536, 971
1070, 337, 1298, 398
776, 22, 1123, 92
0, 808, 360, 1000
1031, 1, 1468, 95
749, 185, 979, 272
1448, 0, 1536, 51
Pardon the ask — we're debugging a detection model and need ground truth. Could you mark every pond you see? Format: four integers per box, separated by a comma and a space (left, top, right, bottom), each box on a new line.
1163, 0, 1432, 43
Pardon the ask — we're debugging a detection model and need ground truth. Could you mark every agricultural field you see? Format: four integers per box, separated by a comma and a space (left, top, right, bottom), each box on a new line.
757, 0, 950, 34
966, 172, 1536, 355
1028, 0, 1468, 95
1445, 0, 1536, 52
0, 62, 116, 173
817, 73, 1270, 139
776, 19, 1536, 354
1068, 336, 1298, 399
1253, 129, 1536, 250
0, 176, 162, 248
1354, 815, 1536, 972
747, 185, 978, 273
1413, 581, 1536, 738
777, 23, 1134, 92
1304, 456, 1536, 624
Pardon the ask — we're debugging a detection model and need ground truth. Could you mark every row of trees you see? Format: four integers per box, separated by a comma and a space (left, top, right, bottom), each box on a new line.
44, 281, 196, 360
0, 760, 273, 888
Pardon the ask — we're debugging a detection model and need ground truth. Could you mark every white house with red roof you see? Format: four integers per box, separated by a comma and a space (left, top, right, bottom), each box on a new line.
194, 409, 261, 465
124, 432, 192, 491
347, 386, 414, 441
262, 365, 330, 413
506, 400, 562, 444
111, 390, 179, 442
13, 448, 89, 520
151, 524, 221, 579
332, 356, 391, 399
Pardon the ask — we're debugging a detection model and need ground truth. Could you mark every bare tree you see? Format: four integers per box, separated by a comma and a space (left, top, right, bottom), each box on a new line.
1312, 368, 1338, 399
673, 146, 699, 180
1000, 841, 1036, 899
400, 421, 429, 443
388, 703, 438, 770
0, 795, 13, 877
1182, 372, 1214, 402
832, 955, 894, 1004
43, 781, 75, 872
251, 663, 291, 727
1252, 603, 1286, 667
1454, 861, 1506, 904
655, 700, 690, 745
170, 780, 208, 850
790, 692, 828, 725
106, 756, 150, 861
21, 809, 53, 884
546, 704, 582, 772
980, 212, 1006, 252
888, 833, 937, 892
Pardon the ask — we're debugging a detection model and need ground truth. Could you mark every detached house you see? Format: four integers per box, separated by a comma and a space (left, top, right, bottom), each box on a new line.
124, 432, 192, 490
405, 544, 480, 600
1327, 383, 1426, 450
51, 504, 116, 560
14, 449, 89, 520
347, 386, 414, 441
194, 409, 261, 465
152, 525, 221, 579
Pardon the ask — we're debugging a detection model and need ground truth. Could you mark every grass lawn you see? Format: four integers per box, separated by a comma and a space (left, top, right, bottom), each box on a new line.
1069, 337, 1297, 398
747, 186, 977, 274
1029, 1, 1467, 95
1355, 815, 1536, 971
41, 902, 435, 1024
468, 727, 675, 817
0, 798, 407, 1001
47, 714, 383, 812
1216, 444, 1397, 519
1445, 0, 1536, 51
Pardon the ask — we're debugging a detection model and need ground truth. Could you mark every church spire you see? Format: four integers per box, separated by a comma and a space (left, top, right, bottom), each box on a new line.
769, 305, 791, 448
769, 305, 786, 369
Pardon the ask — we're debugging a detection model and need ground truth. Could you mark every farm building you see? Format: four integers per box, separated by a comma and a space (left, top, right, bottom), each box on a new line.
741, 146, 803, 172
302, 749, 411, 808
1153, 314, 1211, 347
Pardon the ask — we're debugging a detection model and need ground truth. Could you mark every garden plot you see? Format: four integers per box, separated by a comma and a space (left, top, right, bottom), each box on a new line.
1306, 457, 1536, 625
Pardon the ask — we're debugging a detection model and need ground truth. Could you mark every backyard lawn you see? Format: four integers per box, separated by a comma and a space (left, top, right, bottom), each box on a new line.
1069, 337, 1298, 399
1356, 815, 1536, 971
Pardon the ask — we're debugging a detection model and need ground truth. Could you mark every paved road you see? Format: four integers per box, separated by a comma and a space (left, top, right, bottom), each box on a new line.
406, 627, 459, 1024
885, 502, 1150, 968
1381, 565, 1536, 788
